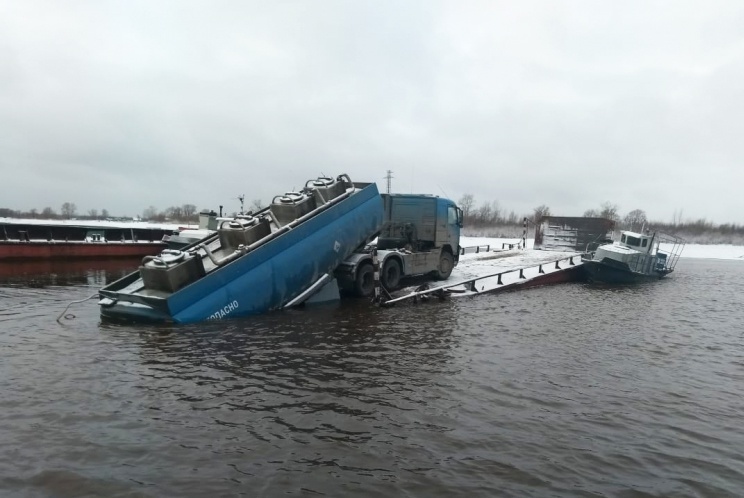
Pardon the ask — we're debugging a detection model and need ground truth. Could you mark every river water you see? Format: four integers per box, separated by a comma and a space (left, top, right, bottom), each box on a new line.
1, 257, 743, 497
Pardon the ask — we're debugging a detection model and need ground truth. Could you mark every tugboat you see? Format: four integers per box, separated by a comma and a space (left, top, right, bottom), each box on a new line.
582, 229, 686, 283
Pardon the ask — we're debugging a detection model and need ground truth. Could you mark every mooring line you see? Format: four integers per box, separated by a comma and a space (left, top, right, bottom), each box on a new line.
56, 293, 99, 323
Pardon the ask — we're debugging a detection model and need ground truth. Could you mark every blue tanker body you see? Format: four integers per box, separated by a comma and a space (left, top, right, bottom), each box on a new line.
99, 177, 383, 324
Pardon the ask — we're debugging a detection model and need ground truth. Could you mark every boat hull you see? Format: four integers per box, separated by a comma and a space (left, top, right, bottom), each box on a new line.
582, 259, 667, 284
0, 241, 167, 260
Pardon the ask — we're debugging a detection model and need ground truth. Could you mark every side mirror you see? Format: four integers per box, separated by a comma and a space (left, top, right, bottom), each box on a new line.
457, 208, 464, 228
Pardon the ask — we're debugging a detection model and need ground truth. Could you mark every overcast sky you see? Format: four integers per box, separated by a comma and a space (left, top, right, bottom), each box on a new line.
2, 1, 744, 224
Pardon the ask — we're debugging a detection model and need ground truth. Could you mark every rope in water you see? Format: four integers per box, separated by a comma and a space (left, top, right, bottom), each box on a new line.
56, 293, 99, 323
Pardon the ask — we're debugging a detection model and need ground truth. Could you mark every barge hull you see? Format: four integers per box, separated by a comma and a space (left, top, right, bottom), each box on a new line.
0, 241, 166, 260
507, 264, 585, 290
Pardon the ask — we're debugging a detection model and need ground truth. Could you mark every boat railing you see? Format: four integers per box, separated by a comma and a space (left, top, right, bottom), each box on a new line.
625, 252, 661, 274
658, 233, 686, 271
624, 232, 686, 274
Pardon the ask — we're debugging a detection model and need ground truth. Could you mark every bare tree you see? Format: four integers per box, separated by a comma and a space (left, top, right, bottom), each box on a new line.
532, 204, 551, 223
623, 209, 647, 230
29, 208, 38, 218
599, 202, 620, 222
476, 201, 492, 225
250, 199, 264, 212
142, 206, 158, 220
101, 208, 109, 219
166, 206, 184, 221
41, 207, 56, 218
61, 202, 77, 219
490, 200, 502, 224
672, 208, 684, 227
584, 202, 619, 221
458, 194, 475, 219
88, 209, 98, 219
182, 204, 197, 221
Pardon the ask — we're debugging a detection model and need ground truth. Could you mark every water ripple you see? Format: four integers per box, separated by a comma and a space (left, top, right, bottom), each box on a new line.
2, 258, 744, 496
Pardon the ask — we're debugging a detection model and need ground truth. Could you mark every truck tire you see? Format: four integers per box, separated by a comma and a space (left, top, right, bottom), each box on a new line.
435, 250, 454, 280
381, 258, 401, 290
354, 263, 375, 297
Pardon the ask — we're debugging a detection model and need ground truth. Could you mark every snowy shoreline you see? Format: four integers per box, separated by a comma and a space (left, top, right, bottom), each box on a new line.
460, 236, 744, 261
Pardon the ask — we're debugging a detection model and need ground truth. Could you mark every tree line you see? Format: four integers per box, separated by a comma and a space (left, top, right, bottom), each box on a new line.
3, 197, 743, 241
141, 204, 199, 223
0, 203, 114, 221
458, 194, 744, 238
0, 202, 203, 223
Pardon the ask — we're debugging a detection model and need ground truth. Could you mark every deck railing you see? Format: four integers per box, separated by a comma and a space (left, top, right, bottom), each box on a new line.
460, 244, 491, 255
459, 240, 524, 255
462, 255, 579, 292
382, 254, 582, 305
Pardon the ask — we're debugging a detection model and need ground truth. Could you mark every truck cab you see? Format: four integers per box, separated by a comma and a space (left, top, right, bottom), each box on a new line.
378, 194, 460, 251
336, 193, 464, 297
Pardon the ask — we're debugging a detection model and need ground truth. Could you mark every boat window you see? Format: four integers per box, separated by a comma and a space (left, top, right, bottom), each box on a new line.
621, 234, 626, 243
642, 239, 648, 247
625, 235, 641, 246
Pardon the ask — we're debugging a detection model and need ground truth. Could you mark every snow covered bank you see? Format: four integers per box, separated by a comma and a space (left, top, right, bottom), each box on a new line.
460, 237, 744, 261
669, 244, 744, 260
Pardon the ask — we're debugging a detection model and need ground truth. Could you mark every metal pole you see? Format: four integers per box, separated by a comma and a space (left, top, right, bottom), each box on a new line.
373, 248, 381, 303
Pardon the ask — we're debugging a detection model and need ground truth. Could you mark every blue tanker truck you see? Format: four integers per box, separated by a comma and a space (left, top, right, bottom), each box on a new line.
98, 174, 462, 323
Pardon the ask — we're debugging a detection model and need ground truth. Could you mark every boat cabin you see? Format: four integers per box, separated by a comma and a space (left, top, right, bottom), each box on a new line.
618, 230, 656, 254
583, 227, 685, 282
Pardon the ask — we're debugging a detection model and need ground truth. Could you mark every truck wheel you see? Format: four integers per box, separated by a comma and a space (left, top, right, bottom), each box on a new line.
354, 263, 375, 297
381, 259, 401, 290
435, 251, 454, 280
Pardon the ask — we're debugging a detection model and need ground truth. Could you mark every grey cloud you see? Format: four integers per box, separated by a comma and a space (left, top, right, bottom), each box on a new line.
1, 0, 743, 223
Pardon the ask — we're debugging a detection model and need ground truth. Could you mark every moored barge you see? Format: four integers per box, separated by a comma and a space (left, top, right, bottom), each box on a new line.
0, 218, 175, 260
